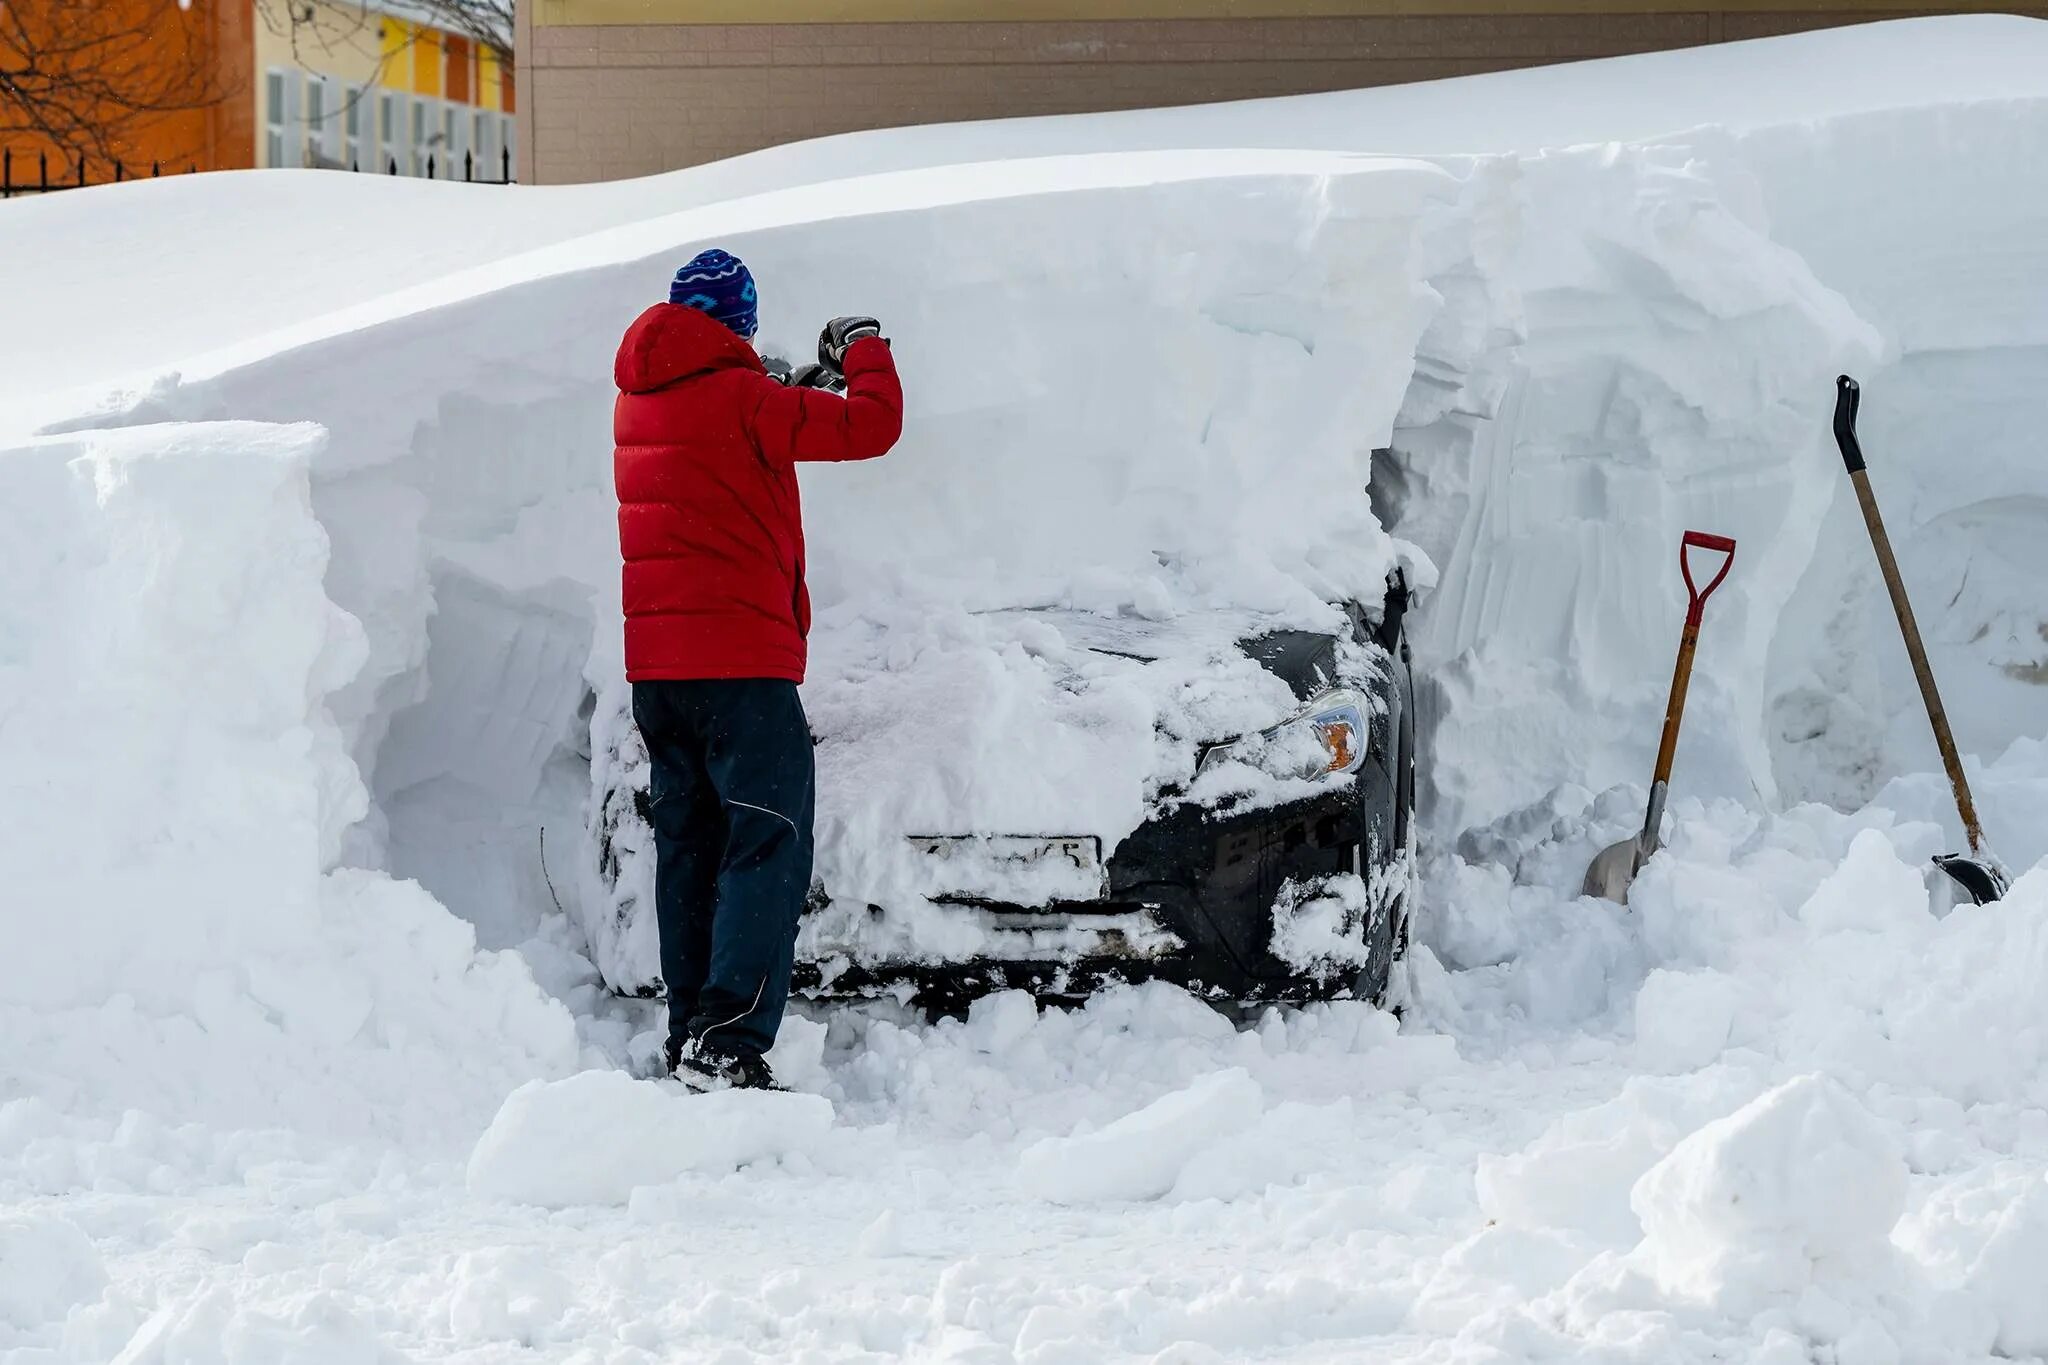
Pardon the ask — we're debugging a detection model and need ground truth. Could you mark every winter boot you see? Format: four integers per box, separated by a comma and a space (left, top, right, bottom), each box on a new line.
672, 1038, 779, 1092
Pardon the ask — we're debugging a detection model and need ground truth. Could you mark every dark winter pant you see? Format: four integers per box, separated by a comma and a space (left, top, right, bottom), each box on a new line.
631, 679, 816, 1060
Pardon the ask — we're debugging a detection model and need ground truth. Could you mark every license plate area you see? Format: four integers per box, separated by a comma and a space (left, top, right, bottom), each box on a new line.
905, 834, 1107, 906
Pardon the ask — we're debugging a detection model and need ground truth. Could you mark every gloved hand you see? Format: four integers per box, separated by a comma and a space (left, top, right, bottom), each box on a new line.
788, 362, 848, 395
761, 355, 796, 385
818, 316, 883, 371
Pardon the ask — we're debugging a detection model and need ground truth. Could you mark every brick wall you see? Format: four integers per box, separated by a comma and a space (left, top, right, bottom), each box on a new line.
517, 9, 2034, 184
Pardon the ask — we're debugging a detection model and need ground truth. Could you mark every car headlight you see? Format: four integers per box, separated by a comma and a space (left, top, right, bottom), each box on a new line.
1198, 687, 1371, 781
1305, 692, 1368, 776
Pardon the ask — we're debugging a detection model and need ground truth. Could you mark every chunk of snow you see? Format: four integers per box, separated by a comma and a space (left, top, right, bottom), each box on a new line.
467, 1070, 835, 1208
0, 1214, 106, 1330
1962, 1174, 2048, 1357
1630, 1074, 1908, 1310
1796, 829, 1930, 934
1018, 1068, 1264, 1205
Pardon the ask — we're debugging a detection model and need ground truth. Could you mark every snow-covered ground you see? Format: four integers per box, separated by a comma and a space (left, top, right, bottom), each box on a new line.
4, 15, 2048, 1363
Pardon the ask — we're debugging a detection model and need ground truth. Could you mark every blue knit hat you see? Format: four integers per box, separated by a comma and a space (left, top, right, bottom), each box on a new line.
670, 248, 758, 340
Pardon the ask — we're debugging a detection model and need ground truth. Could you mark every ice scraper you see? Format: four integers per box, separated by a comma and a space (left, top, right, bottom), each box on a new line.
1583, 530, 1737, 904
1832, 375, 2009, 905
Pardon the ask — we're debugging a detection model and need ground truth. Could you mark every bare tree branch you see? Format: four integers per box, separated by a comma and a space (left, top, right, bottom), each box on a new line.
0, 1, 514, 172
0, 0, 228, 163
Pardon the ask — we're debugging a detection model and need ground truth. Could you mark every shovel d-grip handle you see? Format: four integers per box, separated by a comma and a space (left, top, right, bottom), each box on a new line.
1680, 531, 1737, 627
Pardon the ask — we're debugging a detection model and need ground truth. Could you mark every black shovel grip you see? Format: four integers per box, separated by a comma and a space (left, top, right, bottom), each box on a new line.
1834, 374, 1865, 473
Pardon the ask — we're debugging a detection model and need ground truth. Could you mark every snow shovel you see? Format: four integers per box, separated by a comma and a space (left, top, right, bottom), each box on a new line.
1832, 375, 2009, 905
1583, 530, 1737, 904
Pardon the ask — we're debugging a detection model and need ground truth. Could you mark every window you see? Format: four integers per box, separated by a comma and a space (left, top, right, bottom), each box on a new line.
304, 76, 325, 166
443, 105, 460, 177
344, 85, 365, 170
473, 111, 491, 180
410, 97, 430, 176
379, 91, 402, 174
263, 69, 287, 168
500, 115, 516, 180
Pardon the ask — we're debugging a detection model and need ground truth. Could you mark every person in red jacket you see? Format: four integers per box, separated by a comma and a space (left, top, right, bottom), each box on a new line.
614, 248, 903, 1090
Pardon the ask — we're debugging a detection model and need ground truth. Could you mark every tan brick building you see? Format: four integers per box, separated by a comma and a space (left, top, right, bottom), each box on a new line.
515, 0, 2037, 185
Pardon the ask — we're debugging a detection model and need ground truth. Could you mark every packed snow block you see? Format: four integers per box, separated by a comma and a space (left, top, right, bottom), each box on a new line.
0, 422, 577, 1143
0, 421, 361, 1015
0, 1214, 106, 1331
1629, 1074, 1907, 1310
1963, 1173, 2048, 1357
467, 1070, 835, 1208
1018, 1068, 1264, 1204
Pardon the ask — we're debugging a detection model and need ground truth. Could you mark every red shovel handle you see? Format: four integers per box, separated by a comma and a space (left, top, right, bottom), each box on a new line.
1680, 531, 1736, 626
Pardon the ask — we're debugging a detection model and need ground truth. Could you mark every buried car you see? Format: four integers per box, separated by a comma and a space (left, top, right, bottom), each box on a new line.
577, 572, 1418, 1013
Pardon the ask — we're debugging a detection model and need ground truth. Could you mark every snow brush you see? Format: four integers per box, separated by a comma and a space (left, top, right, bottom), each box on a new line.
1833, 375, 2009, 905
1583, 530, 1736, 905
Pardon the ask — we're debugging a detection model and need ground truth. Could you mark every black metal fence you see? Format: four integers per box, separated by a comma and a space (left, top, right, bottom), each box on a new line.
2, 144, 514, 198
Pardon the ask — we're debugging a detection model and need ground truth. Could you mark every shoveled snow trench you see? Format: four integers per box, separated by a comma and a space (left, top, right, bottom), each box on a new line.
3, 17, 2048, 1364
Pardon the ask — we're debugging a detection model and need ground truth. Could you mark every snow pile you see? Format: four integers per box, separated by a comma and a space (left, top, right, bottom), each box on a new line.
467, 1071, 834, 1208
1406, 743, 2048, 1360
0, 422, 576, 1145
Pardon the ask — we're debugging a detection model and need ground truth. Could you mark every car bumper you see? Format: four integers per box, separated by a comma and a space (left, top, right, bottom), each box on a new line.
794, 763, 1401, 1009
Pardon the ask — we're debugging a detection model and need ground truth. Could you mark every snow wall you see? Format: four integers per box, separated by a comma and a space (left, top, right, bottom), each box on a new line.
0, 423, 577, 1146
67, 107, 2044, 926
8, 61, 2046, 1137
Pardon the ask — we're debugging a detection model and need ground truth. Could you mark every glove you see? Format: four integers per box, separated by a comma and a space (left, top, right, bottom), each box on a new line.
788, 362, 847, 395
761, 355, 796, 386
818, 316, 883, 371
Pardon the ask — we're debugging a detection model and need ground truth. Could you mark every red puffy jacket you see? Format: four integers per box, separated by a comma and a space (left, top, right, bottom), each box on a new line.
613, 303, 903, 683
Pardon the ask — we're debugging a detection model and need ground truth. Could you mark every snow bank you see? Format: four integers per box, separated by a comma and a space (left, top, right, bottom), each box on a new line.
8, 29, 2041, 973
7, 16, 2042, 427
0, 423, 576, 1145
40, 104, 2034, 975
467, 1070, 834, 1208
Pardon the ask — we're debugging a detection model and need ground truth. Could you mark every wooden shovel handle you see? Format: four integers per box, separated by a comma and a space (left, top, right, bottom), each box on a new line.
1834, 375, 1986, 854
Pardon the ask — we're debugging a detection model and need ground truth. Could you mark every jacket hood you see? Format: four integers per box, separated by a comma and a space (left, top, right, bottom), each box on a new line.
615, 303, 764, 394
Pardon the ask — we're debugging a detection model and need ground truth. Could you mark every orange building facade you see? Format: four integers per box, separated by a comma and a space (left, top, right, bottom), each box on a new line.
1, 1, 513, 182
0, 0, 256, 178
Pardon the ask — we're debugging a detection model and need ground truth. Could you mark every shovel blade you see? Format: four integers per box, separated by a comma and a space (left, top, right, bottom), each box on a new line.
1582, 836, 1644, 904
1934, 853, 2009, 906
